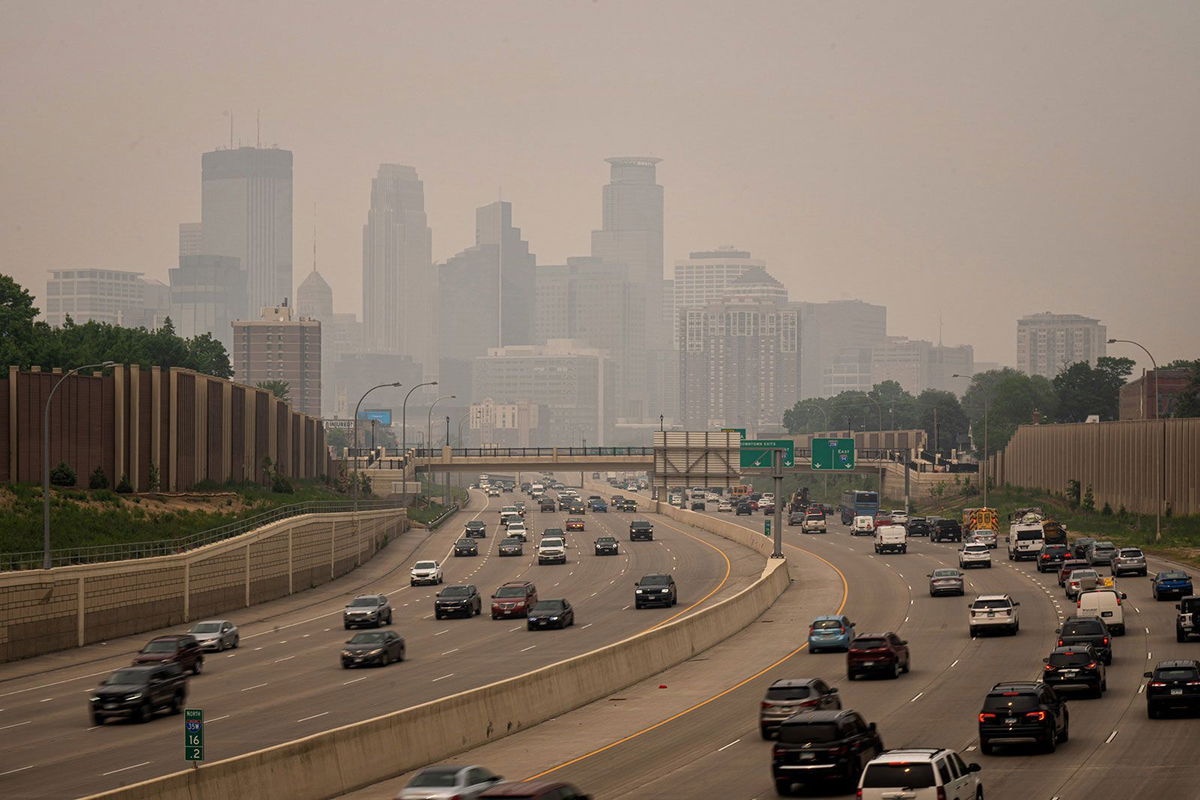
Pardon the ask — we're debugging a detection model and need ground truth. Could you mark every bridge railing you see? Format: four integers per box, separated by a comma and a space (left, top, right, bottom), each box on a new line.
410, 446, 655, 458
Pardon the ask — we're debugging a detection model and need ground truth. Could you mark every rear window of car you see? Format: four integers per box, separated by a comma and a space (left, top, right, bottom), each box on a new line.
1016, 530, 1043, 540
851, 638, 887, 649
1049, 651, 1093, 666
766, 685, 812, 701
812, 619, 843, 630
1155, 667, 1200, 680
778, 722, 841, 744
1161, 571, 1189, 580
861, 762, 936, 788
931, 569, 960, 578
1062, 619, 1105, 634
1043, 545, 1068, 553
1118, 548, 1143, 557
972, 599, 1012, 609
983, 692, 1039, 712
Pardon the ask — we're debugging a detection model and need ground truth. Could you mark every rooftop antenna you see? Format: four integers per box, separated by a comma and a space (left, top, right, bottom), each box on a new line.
312, 201, 317, 274
938, 312, 944, 347
229, 111, 233, 149
256, 109, 261, 147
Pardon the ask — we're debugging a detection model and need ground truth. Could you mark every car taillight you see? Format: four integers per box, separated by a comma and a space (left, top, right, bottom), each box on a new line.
979, 712, 996, 722
1043, 664, 1054, 671
1150, 682, 1167, 687
761, 701, 773, 709
1102, 637, 1110, 646
1057, 639, 1065, 646
799, 699, 819, 708
1025, 711, 1047, 721
808, 627, 815, 635
1087, 663, 1097, 669
1187, 681, 1200, 686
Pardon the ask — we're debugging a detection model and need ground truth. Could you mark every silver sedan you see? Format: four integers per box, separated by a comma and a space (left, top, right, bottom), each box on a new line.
928, 567, 966, 596
187, 619, 239, 651
396, 765, 504, 799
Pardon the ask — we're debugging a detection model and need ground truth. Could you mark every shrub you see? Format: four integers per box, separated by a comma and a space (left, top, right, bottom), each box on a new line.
50, 462, 77, 487
271, 475, 294, 494
88, 467, 109, 490
1066, 479, 1081, 509
147, 462, 160, 492
1081, 485, 1095, 512
1101, 502, 1113, 516
115, 474, 133, 494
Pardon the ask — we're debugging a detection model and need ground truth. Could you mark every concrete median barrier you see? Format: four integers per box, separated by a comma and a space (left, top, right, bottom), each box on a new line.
87, 516, 789, 800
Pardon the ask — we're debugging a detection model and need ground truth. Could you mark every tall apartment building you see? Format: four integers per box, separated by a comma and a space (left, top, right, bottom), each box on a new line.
798, 299, 887, 398
44, 268, 169, 329
672, 247, 765, 347
679, 268, 801, 431
169, 255, 247, 351
232, 303, 321, 417
201, 147, 293, 313
1016, 312, 1106, 378
471, 340, 615, 446
871, 337, 975, 396
362, 164, 435, 375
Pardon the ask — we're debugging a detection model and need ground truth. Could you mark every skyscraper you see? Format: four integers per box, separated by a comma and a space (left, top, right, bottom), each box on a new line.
799, 300, 887, 398
1016, 312, 1106, 378
178, 223, 202, 259
45, 268, 169, 329
200, 147, 293, 313
672, 247, 765, 347
232, 303, 322, 417
169, 255, 246, 352
362, 165, 434, 374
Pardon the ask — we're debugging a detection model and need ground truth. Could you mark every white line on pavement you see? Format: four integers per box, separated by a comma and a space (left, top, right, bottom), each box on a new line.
101, 761, 151, 777
297, 711, 329, 723
0, 720, 32, 731
1105, 730, 1118, 744
274, 655, 295, 663
716, 738, 741, 752
433, 629, 450, 636
241, 682, 268, 692
442, 648, 459, 656
0, 765, 35, 776
521, 645, 537, 652
342, 676, 368, 686
431, 673, 454, 682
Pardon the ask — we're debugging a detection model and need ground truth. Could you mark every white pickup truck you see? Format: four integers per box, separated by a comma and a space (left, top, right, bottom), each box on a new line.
537, 537, 567, 565
874, 524, 908, 554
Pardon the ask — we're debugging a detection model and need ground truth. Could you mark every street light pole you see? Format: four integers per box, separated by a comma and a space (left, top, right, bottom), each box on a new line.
427, 395, 456, 503
1109, 338, 1163, 543
953, 373, 990, 507
43, 361, 116, 570
353, 382, 401, 511
400, 381, 437, 505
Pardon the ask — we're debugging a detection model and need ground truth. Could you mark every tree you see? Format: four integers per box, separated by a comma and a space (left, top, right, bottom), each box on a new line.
50, 462, 77, 487
186, 333, 233, 379
914, 389, 968, 456
257, 380, 291, 400
0, 273, 41, 367
1167, 359, 1200, 418
962, 368, 1057, 455
1052, 357, 1134, 422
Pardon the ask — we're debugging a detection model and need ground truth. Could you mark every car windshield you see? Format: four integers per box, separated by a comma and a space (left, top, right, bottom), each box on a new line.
440, 586, 472, 597
414, 561, 437, 570
408, 768, 460, 788
466, 522, 484, 528
190, 622, 221, 633
596, 537, 615, 543
348, 632, 386, 644
531, 601, 564, 613
456, 539, 474, 546
501, 538, 521, 545
861, 763, 936, 789
778, 722, 841, 744
1016, 530, 1043, 541
349, 597, 379, 607
544, 529, 563, 535
765, 685, 812, 701
1156, 667, 1200, 680
141, 641, 177, 653
103, 669, 148, 685
1072, 571, 1098, 581
973, 599, 1011, 609
495, 586, 527, 598
983, 693, 1039, 712
640, 575, 672, 586
541, 539, 564, 547
1049, 651, 1093, 666
852, 638, 887, 649
812, 619, 843, 630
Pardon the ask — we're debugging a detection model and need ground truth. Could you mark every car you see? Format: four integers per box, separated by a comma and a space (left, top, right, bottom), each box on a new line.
542, 526, 566, 543
1086, 540, 1118, 566
410, 561, 443, 586
1066, 569, 1100, 600
874, 524, 907, 554
851, 515, 875, 536
558, 496, 573, 511
90, 663, 187, 724
634, 573, 677, 608
1058, 558, 1090, 587
1111, 547, 1147, 577
801, 512, 827, 534
889, 510, 908, 525
590, 500, 609, 513
396, 765, 504, 800
594, 536, 619, 556
977, 681, 1068, 754
477, 780, 590, 800
1144, 659, 1200, 717
435, 584, 482, 618
1036, 543, 1071, 572
690, 498, 706, 511
499, 506, 520, 525
564, 517, 585, 532
668, 494, 683, 507
1056, 616, 1112, 664
906, 517, 931, 537
717, 500, 733, 512
132, 634, 204, 675
927, 567, 965, 597
1077, 588, 1127, 635
486, 487, 501, 497
847, 632, 910, 679
959, 543, 992, 569
969, 528, 998, 549
771, 709, 883, 794
616, 498, 637, 512
931, 519, 962, 542
505, 522, 528, 541
187, 620, 239, 652
858, 748, 983, 800
341, 630, 406, 668
453, 538, 479, 557
1042, 644, 1106, 697
539, 499, 556, 512
463, 520, 488, 538
758, 678, 842, 739
760, 502, 776, 515
785, 510, 804, 527
1152, 570, 1194, 600
807, 614, 856, 652
735, 502, 752, 516
537, 537, 567, 565
343, 594, 394, 629
497, 536, 524, 557
527, 599, 574, 630
491, 581, 537, 619
968, 595, 1020, 636
1072, 537, 1096, 560
629, 520, 654, 541
1177, 595, 1200, 641
566, 502, 586, 515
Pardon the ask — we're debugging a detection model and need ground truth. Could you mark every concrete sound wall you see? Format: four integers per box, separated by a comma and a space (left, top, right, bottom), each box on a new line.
87, 521, 789, 800
0, 508, 406, 663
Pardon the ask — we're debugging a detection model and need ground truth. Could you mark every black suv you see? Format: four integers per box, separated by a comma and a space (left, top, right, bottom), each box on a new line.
907, 517, 931, 537
453, 538, 479, 557
978, 681, 1068, 754
464, 520, 488, 538
629, 520, 654, 541
343, 594, 393, 629
1037, 544, 1071, 572
931, 519, 962, 542
435, 584, 482, 619
594, 536, 619, 556
1144, 659, 1200, 717
498, 536, 524, 556
634, 574, 677, 608
1042, 644, 1107, 697
90, 663, 187, 724
1057, 616, 1112, 664
771, 709, 883, 793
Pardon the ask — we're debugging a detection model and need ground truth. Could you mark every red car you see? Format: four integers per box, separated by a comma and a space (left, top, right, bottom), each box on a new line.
491, 581, 537, 620
847, 632, 910, 680
132, 634, 204, 675
565, 518, 585, 531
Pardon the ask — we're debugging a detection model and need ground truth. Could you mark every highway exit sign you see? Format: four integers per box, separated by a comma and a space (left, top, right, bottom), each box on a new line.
811, 437, 855, 471
184, 708, 204, 762
740, 439, 795, 469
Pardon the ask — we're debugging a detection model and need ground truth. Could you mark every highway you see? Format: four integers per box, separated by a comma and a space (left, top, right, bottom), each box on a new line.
0, 487, 765, 799
343, 500, 1199, 800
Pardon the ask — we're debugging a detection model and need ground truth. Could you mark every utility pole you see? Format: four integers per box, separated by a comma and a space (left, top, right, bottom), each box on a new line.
771, 448, 784, 559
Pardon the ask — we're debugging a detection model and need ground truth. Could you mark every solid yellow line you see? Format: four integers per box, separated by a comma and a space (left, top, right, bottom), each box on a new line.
643, 518, 732, 631
523, 526, 849, 782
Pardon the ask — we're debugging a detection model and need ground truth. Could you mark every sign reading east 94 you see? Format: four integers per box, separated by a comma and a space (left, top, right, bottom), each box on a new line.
810, 437, 855, 471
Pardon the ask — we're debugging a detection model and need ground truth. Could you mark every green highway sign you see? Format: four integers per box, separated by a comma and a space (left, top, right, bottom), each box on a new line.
740, 439, 795, 469
184, 708, 204, 761
763, 519, 772, 537
810, 437, 856, 471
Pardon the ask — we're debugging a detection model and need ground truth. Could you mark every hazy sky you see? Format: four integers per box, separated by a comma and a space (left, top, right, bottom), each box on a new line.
2, 0, 1197, 369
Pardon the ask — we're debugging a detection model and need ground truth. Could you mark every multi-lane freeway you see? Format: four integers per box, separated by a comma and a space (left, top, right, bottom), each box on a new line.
343, 493, 1199, 800
0, 486, 765, 799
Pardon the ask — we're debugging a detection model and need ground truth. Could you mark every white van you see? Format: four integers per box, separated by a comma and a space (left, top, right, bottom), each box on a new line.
1007, 523, 1044, 561
1077, 588, 1127, 635
874, 524, 908, 554
851, 515, 875, 536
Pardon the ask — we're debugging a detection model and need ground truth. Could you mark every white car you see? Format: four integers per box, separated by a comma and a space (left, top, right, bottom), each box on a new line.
668, 494, 683, 507
537, 537, 567, 565
505, 521, 528, 540
410, 560, 443, 586
851, 515, 875, 536
968, 594, 1020, 636
858, 748, 983, 800
889, 509, 909, 525
499, 506, 520, 525
717, 500, 733, 512
761, 493, 775, 505
959, 543, 992, 569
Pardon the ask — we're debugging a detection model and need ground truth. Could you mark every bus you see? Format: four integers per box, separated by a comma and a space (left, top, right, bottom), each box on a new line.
840, 490, 880, 524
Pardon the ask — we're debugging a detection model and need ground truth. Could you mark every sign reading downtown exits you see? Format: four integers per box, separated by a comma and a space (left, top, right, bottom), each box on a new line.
739, 439, 795, 469
184, 708, 203, 761
811, 437, 856, 471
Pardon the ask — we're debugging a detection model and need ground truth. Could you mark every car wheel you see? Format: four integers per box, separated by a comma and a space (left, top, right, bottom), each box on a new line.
1179, 628, 1187, 643
135, 701, 151, 724
492, 614, 499, 620
192, 658, 203, 676
1057, 720, 1069, 743
527, 624, 535, 631
1148, 703, 1160, 719
902, 657, 910, 674
170, 692, 182, 714
216, 639, 225, 652
380, 652, 390, 667
969, 627, 978, 637
344, 623, 351, 630
1044, 732, 1057, 753
979, 739, 994, 755
435, 612, 442, 620
397, 646, 405, 662
892, 661, 902, 679
232, 636, 239, 649
976, 787, 984, 800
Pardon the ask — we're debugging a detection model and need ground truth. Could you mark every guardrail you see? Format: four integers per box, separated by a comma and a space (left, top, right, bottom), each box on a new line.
425, 504, 460, 530
0, 498, 406, 572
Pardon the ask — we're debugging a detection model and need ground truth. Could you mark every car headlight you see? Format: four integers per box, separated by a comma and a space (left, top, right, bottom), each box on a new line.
126, 693, 143, 701
368, 648, 383, 655
90, 695, 101, 702
636, 589, 644, 593
660, 588, 670, 593
549, 616, 559, 620
342, 650, 354, 656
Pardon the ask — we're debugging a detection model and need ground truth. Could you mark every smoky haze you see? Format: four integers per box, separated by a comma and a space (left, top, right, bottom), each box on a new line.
1, 0, 1197, 370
